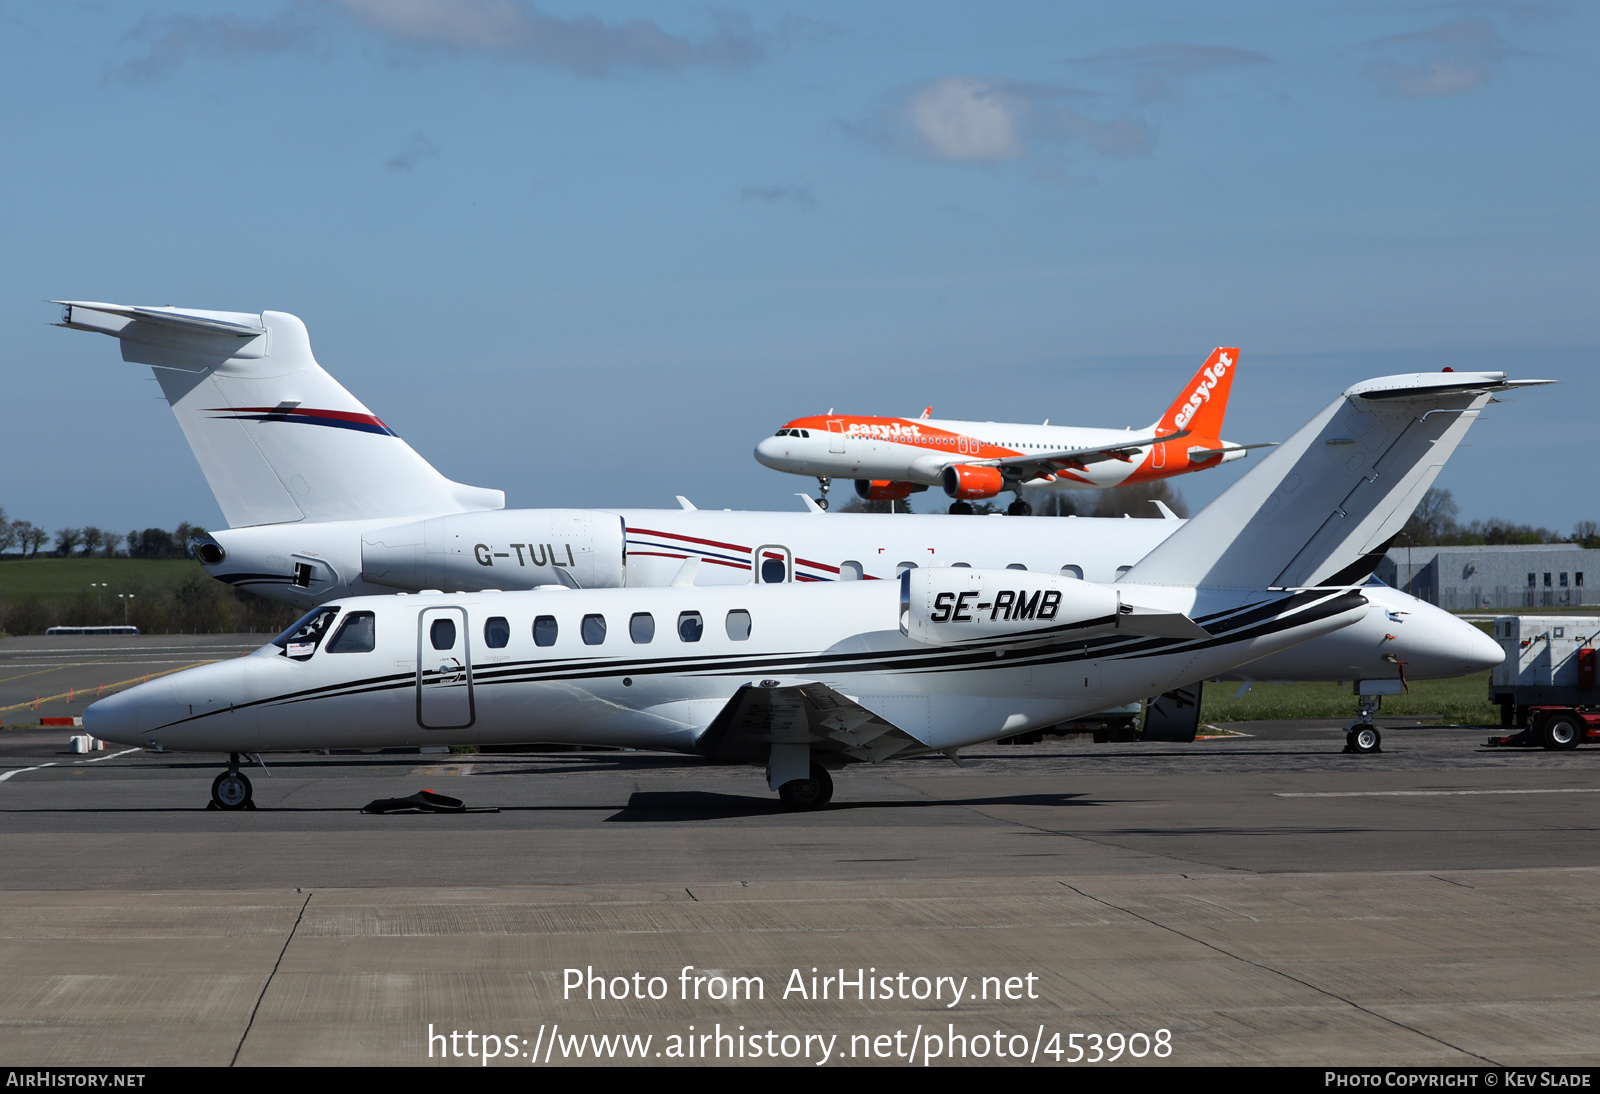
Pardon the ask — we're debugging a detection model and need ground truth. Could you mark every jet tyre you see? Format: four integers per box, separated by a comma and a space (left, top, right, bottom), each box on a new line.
948, 501, 974, 515
211, 770, 254, 811
1347, 724, 1382, 754
778, 765, 834, 811
1542, 715, 1582, 751
1007, 500, 1032, 516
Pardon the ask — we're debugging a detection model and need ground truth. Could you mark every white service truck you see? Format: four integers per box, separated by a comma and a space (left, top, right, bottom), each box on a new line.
1486, 615, 1600, 750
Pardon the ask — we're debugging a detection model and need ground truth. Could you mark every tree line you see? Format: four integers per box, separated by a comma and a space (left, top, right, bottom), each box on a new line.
1400, 490, 1600, 548
0, 509, 206, 559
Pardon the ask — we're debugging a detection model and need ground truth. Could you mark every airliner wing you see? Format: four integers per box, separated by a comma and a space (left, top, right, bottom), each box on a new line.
694, 681, 928, 764
970, 429, 1188, 479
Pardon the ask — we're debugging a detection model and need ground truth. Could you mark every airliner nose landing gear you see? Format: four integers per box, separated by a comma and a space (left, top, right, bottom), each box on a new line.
209, 753, 256, 811
815, 477, 831, 511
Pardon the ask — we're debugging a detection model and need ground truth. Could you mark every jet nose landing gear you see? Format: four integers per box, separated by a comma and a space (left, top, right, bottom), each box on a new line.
208, 753, 257, 810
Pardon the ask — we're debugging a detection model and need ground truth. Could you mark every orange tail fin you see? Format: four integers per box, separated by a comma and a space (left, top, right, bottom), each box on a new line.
1153, 347, 1239, 438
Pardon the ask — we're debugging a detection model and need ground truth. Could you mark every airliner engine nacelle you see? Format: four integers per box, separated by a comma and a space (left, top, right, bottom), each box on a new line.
942, 464, 1004, 500
360, 510, 627, 592
854, 479, 922, 502
900, 568, 1122, 645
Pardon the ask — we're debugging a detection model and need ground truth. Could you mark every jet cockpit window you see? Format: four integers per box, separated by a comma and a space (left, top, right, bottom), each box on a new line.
326, 611, 376, 654
483, 616, 510, 649
533, 615, 558, 647
678, 611, 704, 642
725, 610, 751, 641
430, 618, 457, 650
630, 613, 655, 643
799, 430, 810, 438
582, 614, 607, 645
272, 606, 339, 661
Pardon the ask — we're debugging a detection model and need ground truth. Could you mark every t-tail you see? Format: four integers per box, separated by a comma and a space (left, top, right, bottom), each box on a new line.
56, 302, 504, 528
1125, 371, 1552, 592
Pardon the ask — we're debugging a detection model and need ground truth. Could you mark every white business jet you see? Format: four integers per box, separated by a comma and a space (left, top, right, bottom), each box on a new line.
53, 302, 1503, 711
84, 369, 1540, 810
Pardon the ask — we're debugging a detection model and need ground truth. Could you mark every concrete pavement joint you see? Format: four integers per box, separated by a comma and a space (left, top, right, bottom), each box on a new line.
231, 890, 312, 1068
1060, 881, 1501, 1066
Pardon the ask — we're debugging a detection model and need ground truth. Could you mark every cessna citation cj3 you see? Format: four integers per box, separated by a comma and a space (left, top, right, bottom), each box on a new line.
84, 369, 1541, 810
755, 347, 1267, 514
55, 302, 1502, 712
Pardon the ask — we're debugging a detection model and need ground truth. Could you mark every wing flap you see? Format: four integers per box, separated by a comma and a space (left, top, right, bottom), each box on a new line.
694, 681, 928, 764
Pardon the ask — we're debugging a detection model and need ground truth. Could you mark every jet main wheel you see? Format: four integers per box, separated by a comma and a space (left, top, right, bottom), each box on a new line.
1007, 499, 1032, 516
1347, 724, 1382, 754
948, 501, 974, 515
211, 770, 254, 810
1542, 715, 1582, 751
777, 764, 834, 811
816, 497, 829, 511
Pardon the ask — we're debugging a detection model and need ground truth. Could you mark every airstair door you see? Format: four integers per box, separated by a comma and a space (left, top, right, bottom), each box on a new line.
417, 606, 474, 729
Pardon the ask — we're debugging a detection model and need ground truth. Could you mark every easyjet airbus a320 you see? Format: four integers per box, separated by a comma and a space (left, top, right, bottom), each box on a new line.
755, 348, 1267, 514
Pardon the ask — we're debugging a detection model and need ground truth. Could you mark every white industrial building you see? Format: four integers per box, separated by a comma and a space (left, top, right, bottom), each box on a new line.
1376, 544, 1596, 610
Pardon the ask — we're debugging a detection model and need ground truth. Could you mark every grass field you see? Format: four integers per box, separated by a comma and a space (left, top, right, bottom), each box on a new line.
1201, 671, 1496, 724
0, 558, 208, 600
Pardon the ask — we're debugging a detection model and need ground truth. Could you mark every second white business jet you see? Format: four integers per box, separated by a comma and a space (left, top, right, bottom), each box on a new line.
85, 369, 1540, 809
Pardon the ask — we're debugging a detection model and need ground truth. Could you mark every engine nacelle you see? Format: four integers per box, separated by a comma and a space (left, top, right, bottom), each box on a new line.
361, 510, 626, 592
942, 464, 1004, 500
900, 568, 1121, 645
854, 479, 921, 502
899, 568, 1211, 646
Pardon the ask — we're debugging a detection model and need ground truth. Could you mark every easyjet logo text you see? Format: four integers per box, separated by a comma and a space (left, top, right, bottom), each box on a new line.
1172, 352, 1233, 430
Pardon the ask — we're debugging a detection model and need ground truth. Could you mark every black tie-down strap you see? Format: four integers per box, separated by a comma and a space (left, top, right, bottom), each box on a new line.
361, 789, 500, 814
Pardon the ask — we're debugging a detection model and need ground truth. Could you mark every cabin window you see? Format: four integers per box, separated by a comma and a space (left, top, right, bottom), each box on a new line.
273, 606, 339, 661
326, 611, 375, 654
726, 610, 752, 641
1060, 565, 1084, 579
429, 618, 456, 650
581, 614, 607, 645
678, 611, 704, 642
895, 561, 917, 575
1006, 563, 1027, 571
839, 560, 863, 581
533, 615, 558, 647
483, 616, 510, 649
1115, 566, 1133, 579
761, 557, 787, 583
630, 612, 655, 643
951, 562, 971, 568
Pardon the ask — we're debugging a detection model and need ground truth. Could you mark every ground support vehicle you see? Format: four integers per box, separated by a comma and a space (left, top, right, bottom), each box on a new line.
1486, 616, 1599, 750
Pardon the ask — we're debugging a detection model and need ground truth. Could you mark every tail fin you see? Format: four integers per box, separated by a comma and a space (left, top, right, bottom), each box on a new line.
57, 302, 504, 528
1152, 347, 1239, 437
1125, 372, 1550, 591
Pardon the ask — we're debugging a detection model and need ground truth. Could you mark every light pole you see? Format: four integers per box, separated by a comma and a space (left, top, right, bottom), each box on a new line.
117, 593, 135, 625
90, 583, 107, 618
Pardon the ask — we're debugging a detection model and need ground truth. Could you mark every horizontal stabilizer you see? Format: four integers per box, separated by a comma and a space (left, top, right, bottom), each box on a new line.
1124, 371, 1551, 591
1115, 603, 1212, 641
56, 301, 265, 338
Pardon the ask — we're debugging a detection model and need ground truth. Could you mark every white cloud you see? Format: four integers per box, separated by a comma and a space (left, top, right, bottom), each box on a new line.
905, 77, 1026, 162
1365, 19, 1525, 98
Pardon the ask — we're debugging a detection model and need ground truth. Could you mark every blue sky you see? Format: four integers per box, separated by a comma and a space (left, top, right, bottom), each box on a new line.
2, 1, 1594, 538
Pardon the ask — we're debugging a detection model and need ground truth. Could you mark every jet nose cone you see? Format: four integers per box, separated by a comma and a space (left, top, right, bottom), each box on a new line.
1463, 622, 1505, 674
82, 688, 144, 747
754, 436, 790, 468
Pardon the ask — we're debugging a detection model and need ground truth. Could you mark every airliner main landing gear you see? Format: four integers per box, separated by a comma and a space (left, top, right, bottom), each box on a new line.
209, 753, 256, 811
778, 764, 834, 810
815, 477, 831, 511
1007, 497, 1033, 516
948, 501, 974, 515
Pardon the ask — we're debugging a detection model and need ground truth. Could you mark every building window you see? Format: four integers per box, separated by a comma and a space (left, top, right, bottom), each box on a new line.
1577, 572, 1584, 588
1561, 573, 1569, 587
1528, 573, 1537, 588
1544, 573, 1552, 587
